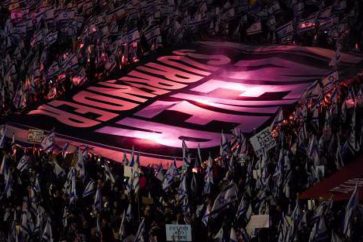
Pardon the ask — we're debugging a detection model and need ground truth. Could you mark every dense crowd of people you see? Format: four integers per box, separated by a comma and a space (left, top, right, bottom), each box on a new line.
0, 0, 362, 118
1, 0, 363, 241
0, 67, 362, 241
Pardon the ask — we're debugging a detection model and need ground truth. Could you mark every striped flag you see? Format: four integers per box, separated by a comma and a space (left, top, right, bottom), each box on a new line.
118, 211, 126, 240
41, 131, 55, 150
182, 140, 190, 169
126, 203, 133, 222
69, 168, 77, 204
17, 155, 30, 172
0, 125, 6, 149
134, 218, 145, 242
220, 130, 229, 157
42, 218, 53, 242
53, 159, 65, 177
93, 188, 102, 212
162, 159, 178, 191
203, 155, 213, 195
104, 162, 115, 184
343, 183, 359, 237
76, 148, 85, 178
246, 21, 262, 35
0, 155, 7, 175
82, 179, 96, 197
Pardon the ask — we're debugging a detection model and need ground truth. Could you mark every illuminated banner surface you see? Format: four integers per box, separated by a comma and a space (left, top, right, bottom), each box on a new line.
8, 41, 363, 160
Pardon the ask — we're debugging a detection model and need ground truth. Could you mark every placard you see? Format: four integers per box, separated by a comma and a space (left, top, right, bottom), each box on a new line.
124, 166, 132, 178
249, 127, 277, 157
27, 129, 44, 143
142, 196, 154, 205
165, 224, 192, 242
246, 215, 270, 236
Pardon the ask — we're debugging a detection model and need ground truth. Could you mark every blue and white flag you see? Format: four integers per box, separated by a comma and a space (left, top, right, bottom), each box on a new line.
246, 21, 262, 36
347, 108, 360, 153
322, 71, 338, 91
230, 227, 238, 242
0, 155, 7, 176
210, 182, 238, 216
43, 31, 58, 46
220, 130, 229, 157
77, 148, 85, 179
83, 179, 96, 198
69, 168, 77, 204
276, 21, 294, 44
134, 218, 145, 242
93, 188, 102, 212
42, 218, 53, 242
203, 155, 213, 195
126, 203, 133, 222
104, 162, 115, 184
0, 126, 6, 148
119, 211, 126, 240
182, 140, 191, 169
178, 174, 188, 201
53, 159, 65, 177
17, 155, 30, 173
162, 160, 177, 191
343, 183, 359, 237
236, 195, 249, 220
4, 171, 12, 198
41, 131, 55, 150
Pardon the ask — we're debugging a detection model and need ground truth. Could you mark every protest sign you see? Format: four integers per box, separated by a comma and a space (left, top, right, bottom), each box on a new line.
246, 215, 270, 236
124, 166, 133, 178
165, 224, 192, 241
27, 129, 45, 143
249, 127, 277, 157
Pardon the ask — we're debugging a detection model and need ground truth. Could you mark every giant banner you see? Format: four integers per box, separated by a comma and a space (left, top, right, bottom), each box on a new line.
7, 41, 363, 162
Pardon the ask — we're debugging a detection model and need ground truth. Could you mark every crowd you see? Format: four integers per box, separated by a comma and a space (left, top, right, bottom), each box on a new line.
1, 0, 363, 241
0, 66, 363, 241
0, 0, 362, 117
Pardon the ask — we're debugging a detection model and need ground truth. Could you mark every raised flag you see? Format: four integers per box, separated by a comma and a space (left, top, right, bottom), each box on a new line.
42, 218, 53, 242
162, 160, 178, 191
119, 211, 126, 240
53, 159, 65, 177
83, 179, 96, 197
41, 131, 55, 150
246, 21, 262, 35
322, 71, 338, 91
69, 168, 77, 204
203, 155, 213, 195
230, 227, 238, 242
17, 155, 30, 172
276, 21, 294, 44
343, 183, 359, 237
220, 130, 229, 157
104, 162, 116, 184
93, 188, 102, 212
134, 218, 145, 242
0, 155, 7, 175
126, 203, 133, 222
178, 174, 188, 201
